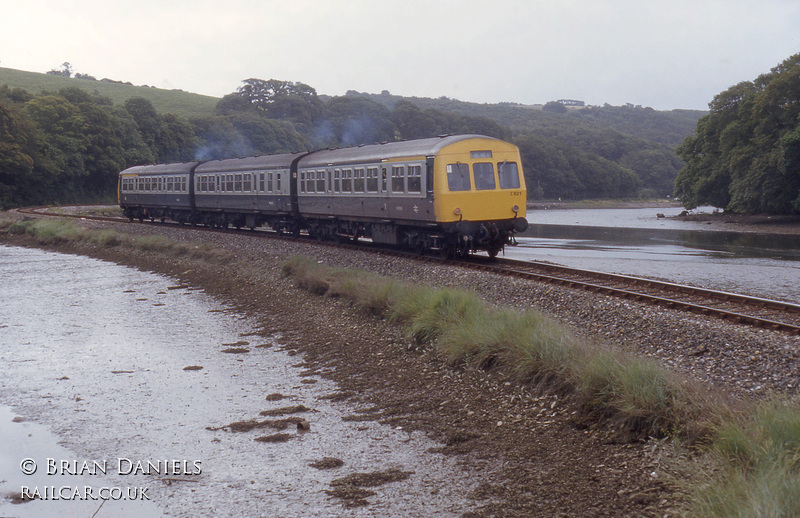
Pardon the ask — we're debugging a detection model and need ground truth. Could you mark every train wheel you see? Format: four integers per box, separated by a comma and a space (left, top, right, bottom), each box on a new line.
439, 244, 453, 259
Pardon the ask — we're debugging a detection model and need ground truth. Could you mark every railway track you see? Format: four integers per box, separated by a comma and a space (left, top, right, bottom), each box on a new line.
457, 256, 800, 335
15, 205, 800, 335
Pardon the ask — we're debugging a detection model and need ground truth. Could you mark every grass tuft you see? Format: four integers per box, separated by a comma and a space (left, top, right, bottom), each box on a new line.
285, 256, 800, 517
694, 399, 800, 516
282, 255, 702, 439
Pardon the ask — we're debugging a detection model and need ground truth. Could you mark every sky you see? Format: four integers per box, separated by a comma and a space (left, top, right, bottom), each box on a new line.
2, 0, 799, 111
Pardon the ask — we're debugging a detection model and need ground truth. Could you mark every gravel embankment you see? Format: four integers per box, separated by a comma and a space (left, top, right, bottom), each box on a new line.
6, 212, 800, 516
107, 218, 798, 400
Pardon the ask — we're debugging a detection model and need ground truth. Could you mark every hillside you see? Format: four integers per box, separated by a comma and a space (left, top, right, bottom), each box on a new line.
347, 90, 705, 149
1, 67, 708, 206
0, 67, 217, 118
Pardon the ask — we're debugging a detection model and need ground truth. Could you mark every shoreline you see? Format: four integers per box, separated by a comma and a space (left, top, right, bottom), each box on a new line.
527, 201, 800, 235
0, 215, 686, 516
4, 211, 800, 515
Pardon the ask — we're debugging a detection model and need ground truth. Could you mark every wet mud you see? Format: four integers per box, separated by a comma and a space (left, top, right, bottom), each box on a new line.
0, 245, 483, 517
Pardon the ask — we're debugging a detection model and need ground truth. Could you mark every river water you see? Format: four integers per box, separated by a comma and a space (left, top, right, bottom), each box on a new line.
0, 245, 477, 517
510, 206, 800, 304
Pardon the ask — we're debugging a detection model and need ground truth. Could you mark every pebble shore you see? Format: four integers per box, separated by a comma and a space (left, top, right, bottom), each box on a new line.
6, 211, 800, 516
56, 214, 800, 398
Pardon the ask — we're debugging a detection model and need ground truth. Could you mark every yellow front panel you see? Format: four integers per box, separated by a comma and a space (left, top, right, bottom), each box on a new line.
433, 138, 527, 223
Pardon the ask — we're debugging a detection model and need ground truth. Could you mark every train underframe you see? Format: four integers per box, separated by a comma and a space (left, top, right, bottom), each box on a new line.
293, 216, 523, 258
122, 205, 525, 258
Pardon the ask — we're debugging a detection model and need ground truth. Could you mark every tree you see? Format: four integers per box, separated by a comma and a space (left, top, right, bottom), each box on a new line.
225, 112, 308, 154
391, 100, 439, 139
46, 62, 73, 77
675, 53, 800, 213
235, 78, 323, 129
124, 97, 163, 153
0, 100, 36, 208
157, 114, 198, 162
316, 96, 395, 147
24, 94, 90, 196
542, 101, 568, 114
215, 93, 256, 115
237, 78, 318, 106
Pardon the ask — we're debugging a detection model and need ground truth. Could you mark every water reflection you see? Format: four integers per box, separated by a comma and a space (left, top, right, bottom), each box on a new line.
521, 224, 800, 261
503, 210, 800, 303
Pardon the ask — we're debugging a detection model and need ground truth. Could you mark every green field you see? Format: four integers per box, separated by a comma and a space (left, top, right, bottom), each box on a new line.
0, 67, 219, 118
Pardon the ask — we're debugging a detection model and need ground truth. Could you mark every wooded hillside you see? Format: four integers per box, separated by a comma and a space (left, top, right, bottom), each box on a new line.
0, 68, 704, 209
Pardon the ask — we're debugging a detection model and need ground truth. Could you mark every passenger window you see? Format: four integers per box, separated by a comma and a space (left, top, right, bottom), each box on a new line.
407, 165, 422, 193
226, 174, 234, 192
473, 162, 496, 190
243, 173, 252, 192
354, 168, 365, 192
316, 171, 326, 193
342, 169, 352, 192
498, 161, 521, 189
366, 167, 378, 193
391, 166, 405, 192
446, 163, 471, 191
234, 174, 243, 192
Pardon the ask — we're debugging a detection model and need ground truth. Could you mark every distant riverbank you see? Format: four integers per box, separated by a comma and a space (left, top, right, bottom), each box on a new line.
527, 200, 683, 210
527, 200, 800, 235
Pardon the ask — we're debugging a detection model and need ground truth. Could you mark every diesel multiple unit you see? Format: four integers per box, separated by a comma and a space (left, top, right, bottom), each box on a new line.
118, 134, 528, 257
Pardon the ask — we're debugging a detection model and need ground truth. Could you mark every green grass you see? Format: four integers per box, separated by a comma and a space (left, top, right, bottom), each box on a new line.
280, 254, 800, 516
3, 218, 232, 263
281, 255, 704, 438
0, 67, 218, 118
695, 400, 800, 516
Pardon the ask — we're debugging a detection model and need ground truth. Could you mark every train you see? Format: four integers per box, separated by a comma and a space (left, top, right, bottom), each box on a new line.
118, 134, 528, 258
